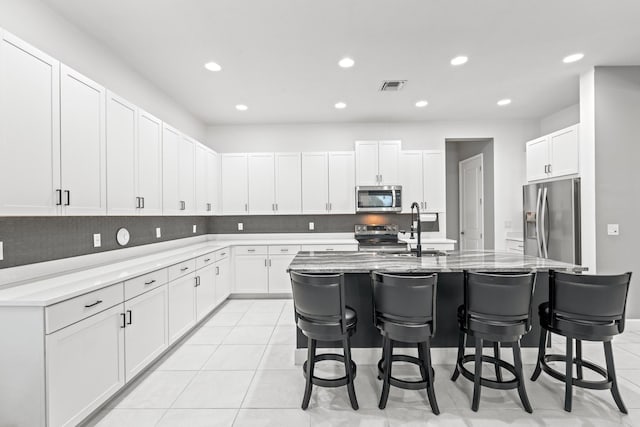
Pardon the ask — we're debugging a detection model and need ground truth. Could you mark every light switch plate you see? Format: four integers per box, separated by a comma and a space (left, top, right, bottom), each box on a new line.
0, 241, 3, 261
156, 227, 161, 238
309, 222, 315, 231
192, 224, 197, 233
93, 233, 101, 248
607, 224, 620, 236
238, 222, 244, 231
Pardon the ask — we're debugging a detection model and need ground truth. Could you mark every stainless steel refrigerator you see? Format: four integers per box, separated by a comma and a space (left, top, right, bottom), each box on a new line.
523, 178, 581, 264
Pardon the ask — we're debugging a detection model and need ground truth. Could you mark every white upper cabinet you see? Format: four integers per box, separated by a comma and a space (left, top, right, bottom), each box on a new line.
248, 153, 276, 214
275, 152, 301, 214
355, 140, 401, 185
328, 151, 356, 213
422, 150, 446, 212
162, 124, 181, 215
178, 135, 195, 214
106, 92, 137, 215
0, 30, 61, 216
59, 65, 107, 215
136, 110, 163, 215
220, 153, 248, 214
205, 150, 218, 214
526, 124, 579, 182
194, 144, 208, 215
301, 152, 329, 214
399, 151, 423, 213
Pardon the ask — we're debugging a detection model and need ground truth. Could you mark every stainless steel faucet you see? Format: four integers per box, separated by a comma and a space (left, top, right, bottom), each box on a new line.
410, 202, 422, 257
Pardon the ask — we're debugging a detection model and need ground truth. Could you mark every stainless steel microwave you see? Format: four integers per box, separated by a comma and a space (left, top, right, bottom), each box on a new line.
355, 186, 402, 213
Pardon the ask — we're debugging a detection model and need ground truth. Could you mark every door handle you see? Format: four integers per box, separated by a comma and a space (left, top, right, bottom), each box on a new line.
541, 187, 549, 258
535, 188, 543, 257
126, 309, 132, 325
56, 189, 62, 206
64, 190, 70, 206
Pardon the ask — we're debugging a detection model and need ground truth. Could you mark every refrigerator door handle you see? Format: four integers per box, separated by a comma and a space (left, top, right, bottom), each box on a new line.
535, 188, 543, 257
541, 187, 549, 258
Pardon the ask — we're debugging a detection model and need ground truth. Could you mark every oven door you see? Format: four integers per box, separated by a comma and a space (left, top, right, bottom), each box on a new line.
355, 186, 402, 212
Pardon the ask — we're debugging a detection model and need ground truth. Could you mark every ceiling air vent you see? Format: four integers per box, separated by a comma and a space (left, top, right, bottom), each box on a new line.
379, 80, 407, 91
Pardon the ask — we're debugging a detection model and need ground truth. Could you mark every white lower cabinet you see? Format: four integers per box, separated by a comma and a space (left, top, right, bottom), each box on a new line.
195, 263, 217, 320
233, 245, 300, 294
46, 304, 125, 427
215, 256, 231, 305
168, 272, 197, 344
234, 252, 269, 294
123, 285, 168, 381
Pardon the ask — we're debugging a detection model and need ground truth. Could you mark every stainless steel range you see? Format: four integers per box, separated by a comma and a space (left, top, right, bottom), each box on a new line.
355, 224, 409, 253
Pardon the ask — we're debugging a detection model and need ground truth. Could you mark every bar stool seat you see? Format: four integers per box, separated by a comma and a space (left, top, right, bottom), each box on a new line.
531, 270, 633, 414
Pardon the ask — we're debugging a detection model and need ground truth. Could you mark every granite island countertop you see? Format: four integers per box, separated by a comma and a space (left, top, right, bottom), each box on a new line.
288, 250, 586, 273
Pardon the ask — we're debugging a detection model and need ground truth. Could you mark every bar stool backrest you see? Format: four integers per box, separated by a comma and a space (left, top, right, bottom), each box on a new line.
290, 271, 348, 333
465, 271, 536, 328
550, 270, 632, 332
371, 272, 437, 327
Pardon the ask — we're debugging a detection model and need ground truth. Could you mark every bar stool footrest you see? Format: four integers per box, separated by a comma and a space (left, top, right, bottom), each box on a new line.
541, 354, 612, 390
303, 353, 357, 388
377, 354, 435, 391
458, 354, 519, 390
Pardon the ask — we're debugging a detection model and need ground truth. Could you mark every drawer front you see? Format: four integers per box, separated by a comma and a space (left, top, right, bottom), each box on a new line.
196, 252, 216, 270
168, 259, 197, 282
234, 245, 268, 256
124, 268, 168, 300
300, 244, 358, 252
46, 282, 124, 334
215, 247, 230, 261
268, 245, 301, 255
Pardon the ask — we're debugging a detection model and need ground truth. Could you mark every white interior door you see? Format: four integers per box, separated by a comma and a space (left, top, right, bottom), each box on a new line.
459, 154, 484, 250
275, 152, 302, 214
328, 151, 355, 213
137, 110, 163, 215
0, 31, 60, 215
106, 92, 137, 215
301, 152, 329, 214
248, 153, 275, 214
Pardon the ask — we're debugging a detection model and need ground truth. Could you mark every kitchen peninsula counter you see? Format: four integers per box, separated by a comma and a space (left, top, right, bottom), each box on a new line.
288, 250, 586, 348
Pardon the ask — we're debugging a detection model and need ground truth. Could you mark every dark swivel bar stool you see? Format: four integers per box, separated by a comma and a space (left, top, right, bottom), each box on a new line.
531, 270, 632, 413
289, 271, 359, 410
451, 271, 536, 413
371, 272, 439, 415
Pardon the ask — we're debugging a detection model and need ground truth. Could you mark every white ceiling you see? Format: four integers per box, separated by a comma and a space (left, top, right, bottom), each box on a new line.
45, 0, 640, 125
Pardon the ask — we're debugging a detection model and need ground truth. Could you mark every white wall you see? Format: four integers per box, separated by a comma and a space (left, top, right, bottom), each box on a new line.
0, 0, 206, 140
539, 103, 580, 136
207, 120, 539, 250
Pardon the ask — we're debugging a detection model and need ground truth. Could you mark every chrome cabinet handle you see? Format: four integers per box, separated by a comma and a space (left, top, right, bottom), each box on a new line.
548, 164, 552, 174
264, 259, 268, 267
180, 266, 189, 271
216, 266, 220, 275
64, 190, 70, 206
280, 248, 288, 252
221, 252, 226, 256
195, 276, 200, 287
247, 249, 255, 252
204, 258, 211, 262
206, 203, 211, 211
84, 300, 103, 308
269, 259, 272, 267
329, 202, 332, 211
275, 203, 278, 211
126, 309, 132, 325
136, 197, 141, 208
245, 203, 248, 212
56, 189, 62, 206
120, 312, 126, 328
141, 197, 145, 208
144, 279, 156, 285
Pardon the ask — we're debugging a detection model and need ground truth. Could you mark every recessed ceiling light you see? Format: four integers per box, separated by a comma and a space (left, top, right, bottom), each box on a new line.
204, 61, 222, 72
450, 56, 468, 66
334, 102, 347, 109
415, 100, 429, 108
338, 57, 355, 68
563, 53, 584, 64
497, 99, 512, 106
235, 104, 248, 111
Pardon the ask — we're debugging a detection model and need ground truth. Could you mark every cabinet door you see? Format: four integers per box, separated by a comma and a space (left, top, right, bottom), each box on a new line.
526, 137, 549, 182
234, 255, 268, 293
355, 141, 379, 185
220, 153, 248, 214
0, 31, 60, 215
215, 257, 231, 305
124, 285, 168, 381
137, 110, 163, 215
206, 150, 218, 215
378, 140, 401, 185
301, 152, 329, 214
275, 152, 301, 214
106, 92, 137, 215
196, 264, 216, 320
162, 124, 181, 215
194, 144, 209, 215
328, 152, 355, 213
268, 253, 298, 294
60, 65, 107, 215
168, 274, 197, 344
399, 151, 424, 213
178, 136, 195, 214
46, 304, 125, 427
549, 125, 579, 178
422, 151, 446, 212
248, 153, 275, 214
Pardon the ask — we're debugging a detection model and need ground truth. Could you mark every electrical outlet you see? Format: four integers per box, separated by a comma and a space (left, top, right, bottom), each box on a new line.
93, 233, 101, 248
238, 222, 244, 231
156, 227, 162, 238
607, 224, 620, 236
0, 241, 4, 261
192, 224, 197, 233
309, 222, 315, 231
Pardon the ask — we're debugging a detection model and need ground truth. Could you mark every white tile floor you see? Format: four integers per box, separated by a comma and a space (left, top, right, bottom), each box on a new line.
85, 299, 640, 426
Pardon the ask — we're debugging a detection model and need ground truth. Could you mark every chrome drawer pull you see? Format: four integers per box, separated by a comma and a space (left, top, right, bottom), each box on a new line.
144, 280, 156, 285
84, 300, 103, 308
180, 267, 189, 271
204, 258, 211, 262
